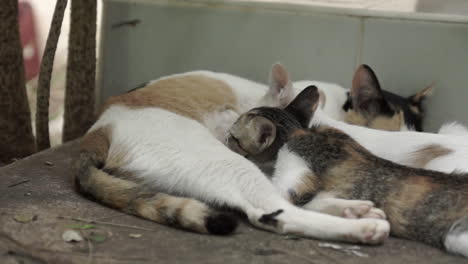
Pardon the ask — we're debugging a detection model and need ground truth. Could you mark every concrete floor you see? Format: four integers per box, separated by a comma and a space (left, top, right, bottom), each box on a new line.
1, 142, 468, 264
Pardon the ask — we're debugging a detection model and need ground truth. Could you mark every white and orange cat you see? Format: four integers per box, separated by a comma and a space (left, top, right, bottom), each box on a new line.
75, 64, 390, 243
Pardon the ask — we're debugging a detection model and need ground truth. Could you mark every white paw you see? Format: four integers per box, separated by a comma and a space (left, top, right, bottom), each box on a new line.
343, 201, 386, 220
362, 208, 386, 219
350, 219, 390, 245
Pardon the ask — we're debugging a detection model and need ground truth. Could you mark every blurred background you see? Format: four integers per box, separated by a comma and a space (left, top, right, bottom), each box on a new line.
20, 0, 468, 145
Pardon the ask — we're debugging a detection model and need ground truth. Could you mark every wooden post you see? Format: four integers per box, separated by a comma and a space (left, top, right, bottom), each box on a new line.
63, 0, 97, 142
0, 0, 36, 163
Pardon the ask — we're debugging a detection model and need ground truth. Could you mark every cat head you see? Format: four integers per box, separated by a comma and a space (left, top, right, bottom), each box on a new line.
342, 64, 433, 132
227, 86, 319, 164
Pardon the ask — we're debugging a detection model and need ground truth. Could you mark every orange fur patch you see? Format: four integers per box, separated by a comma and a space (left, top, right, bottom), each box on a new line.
345, 109, 403, 131
80, 126, 111, 161
385, 176, 439, 236
290, 129, 308, 138
290, 171, 320, 204
101, 75, 237, 122
408, 144, 453, 168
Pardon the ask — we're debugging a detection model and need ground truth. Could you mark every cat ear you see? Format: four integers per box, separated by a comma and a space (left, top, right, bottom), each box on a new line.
351, 64, 389, 114
269, 63, 295, 107
409, 82, 435, 104
252, 116, 277, 152
285, 85, 320, 127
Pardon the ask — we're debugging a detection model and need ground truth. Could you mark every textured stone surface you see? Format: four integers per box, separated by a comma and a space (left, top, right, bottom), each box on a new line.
0, 142, 467, 263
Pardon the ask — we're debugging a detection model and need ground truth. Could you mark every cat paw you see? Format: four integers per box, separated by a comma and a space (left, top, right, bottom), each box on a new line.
350, 219, 390, 245
343, 201, 386, 219
362, 208, 386, 219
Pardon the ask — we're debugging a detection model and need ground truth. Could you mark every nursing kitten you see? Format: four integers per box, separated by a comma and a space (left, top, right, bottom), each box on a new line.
75, 64, 389, 243
227, 86, 468, 257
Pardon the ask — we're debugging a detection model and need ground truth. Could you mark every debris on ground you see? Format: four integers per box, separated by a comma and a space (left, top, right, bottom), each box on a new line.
129, 233, 142, 238
44, 161, 54, 166
284, 235, 301, 240
8, 179, 30, 188
66, 224, 95, 230
13, 214, 37, 223
87, 233, 107, 243
318, 242, 369, 258
62, 230, 83, 242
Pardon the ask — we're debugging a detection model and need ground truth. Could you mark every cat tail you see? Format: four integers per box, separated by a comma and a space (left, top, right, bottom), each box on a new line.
444, 215, 468, 258
438, 122, 468, 136
74, 127, 238, 235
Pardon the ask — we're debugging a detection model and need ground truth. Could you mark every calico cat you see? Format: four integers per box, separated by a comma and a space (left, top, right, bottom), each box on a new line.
294, 64, 432, 132
75, 64, 390, 243
342, 64, 433, 131
226, 86, 468, 257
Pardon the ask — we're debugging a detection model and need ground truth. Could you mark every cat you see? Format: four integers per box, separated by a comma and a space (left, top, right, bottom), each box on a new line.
226, 86, 468, 257
296, 64, 433, 132
74, 64, 390, 243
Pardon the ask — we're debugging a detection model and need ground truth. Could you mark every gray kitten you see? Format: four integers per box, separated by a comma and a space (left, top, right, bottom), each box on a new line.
227, 85, 468, 258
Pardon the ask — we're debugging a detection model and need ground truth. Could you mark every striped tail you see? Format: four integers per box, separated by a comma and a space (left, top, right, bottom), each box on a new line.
74, 127, 238, 235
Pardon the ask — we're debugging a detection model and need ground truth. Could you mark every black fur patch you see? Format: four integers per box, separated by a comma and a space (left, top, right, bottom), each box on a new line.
289, 190, 316, 206
126, 81, 150, 93
259, 209, 284, 226
205, 213, 239, 235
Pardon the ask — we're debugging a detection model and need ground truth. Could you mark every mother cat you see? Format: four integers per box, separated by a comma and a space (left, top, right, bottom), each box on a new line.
75, 64, 389, 243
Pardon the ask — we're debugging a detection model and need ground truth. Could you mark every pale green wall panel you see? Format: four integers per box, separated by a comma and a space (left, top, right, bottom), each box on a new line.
99, 1, 468, 132
361, 18, 468, 131
100, 1, 360, 101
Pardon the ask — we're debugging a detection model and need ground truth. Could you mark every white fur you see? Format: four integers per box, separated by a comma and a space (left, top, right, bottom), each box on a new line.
90, 70, 390, 244
438, 122, 468, 136
445, 232, 468, 258
203, 108, 240, 142
311, 108, 468, 173
272, 146, 311, 199
293, 80, 348, 121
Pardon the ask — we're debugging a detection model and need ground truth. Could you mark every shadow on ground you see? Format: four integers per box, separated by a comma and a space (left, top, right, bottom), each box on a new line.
1, 142, 466, 264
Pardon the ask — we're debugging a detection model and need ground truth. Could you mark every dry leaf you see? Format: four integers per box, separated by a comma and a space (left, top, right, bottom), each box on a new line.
14, 214, 36, 223
129, 233, 142, 238
62, 230, 83, 242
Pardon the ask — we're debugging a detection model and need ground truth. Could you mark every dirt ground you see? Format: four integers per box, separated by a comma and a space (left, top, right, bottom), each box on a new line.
1, 142, 467, 264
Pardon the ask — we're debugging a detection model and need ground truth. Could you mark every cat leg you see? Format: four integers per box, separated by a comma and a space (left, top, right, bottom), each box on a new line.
303, 192, 386, 219
243, 201, 389, 244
